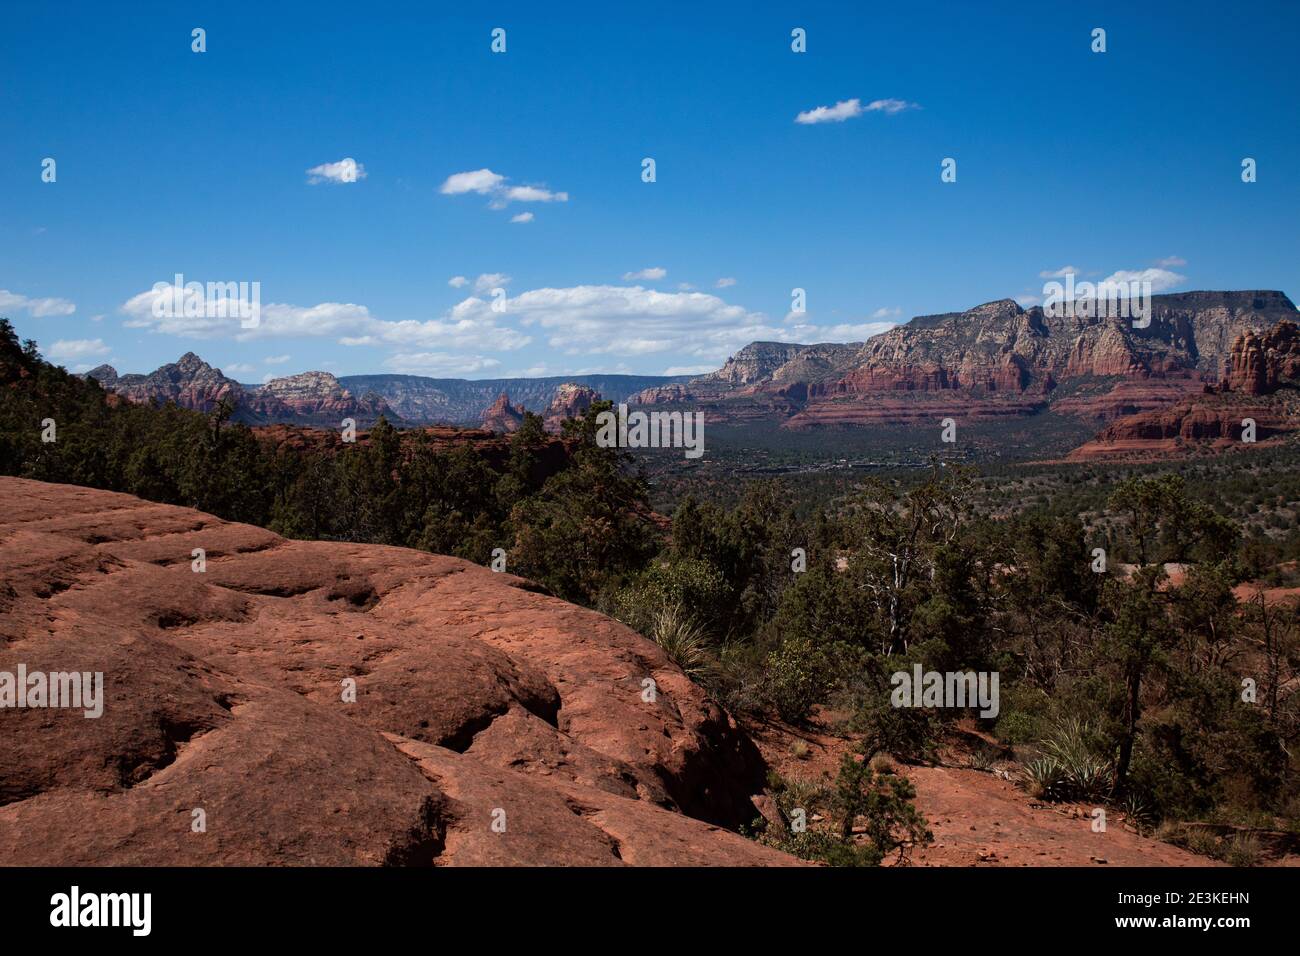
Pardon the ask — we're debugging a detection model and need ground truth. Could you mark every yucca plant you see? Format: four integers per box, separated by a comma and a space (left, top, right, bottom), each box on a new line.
966, 746, 999, 773
1020, 756, 1066, 800
649, 603, 710, 679
1120, 793, 1155, 832
1037, 716, 1114, 800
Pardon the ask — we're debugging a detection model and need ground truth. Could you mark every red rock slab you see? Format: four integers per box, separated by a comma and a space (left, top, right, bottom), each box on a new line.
0, 477, 785, 865
386, 734, 799, 867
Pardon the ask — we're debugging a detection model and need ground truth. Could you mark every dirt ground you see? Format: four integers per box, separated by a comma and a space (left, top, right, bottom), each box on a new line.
744, 711, 1253, 867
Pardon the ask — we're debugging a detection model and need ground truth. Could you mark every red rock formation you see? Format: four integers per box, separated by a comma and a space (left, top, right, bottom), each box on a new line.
784, 395, 1046, 429
86, 355, 396, 426
542, 383, 599, 432
1050, 378, 1205, 421
480, 393, 526, 433
88, 352, 245, 413
0, 478, 795, 866
1223, 320, 1300, 395
258, 370, 393, 425
632, 291, 1297, 430
1068, 319, 1300, 460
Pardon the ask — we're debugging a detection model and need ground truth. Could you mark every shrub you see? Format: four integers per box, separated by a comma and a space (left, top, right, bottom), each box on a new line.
1120, 793, 1156, 833
869, 753, 897, 775
649, 604, 710, 679
966, 745, 1000, 773
847, 689, 938, 763
833, 753, 932, 865
1224, 833, 1261, 867
1185, 828, 1220, 857
994, 710, 1043, 745
763, 634, 836, 722
612, 557, 728, 635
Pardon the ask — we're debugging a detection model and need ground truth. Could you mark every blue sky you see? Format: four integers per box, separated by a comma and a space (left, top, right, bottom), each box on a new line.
2, 0, 1297, 381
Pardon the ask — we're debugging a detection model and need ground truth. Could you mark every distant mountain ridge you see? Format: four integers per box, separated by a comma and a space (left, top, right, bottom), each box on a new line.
83, 356, 688, 427
86, 353, 395, 427
338, 373, 689, 424
631, 290, 1298, 428
76, 290, 1296, 431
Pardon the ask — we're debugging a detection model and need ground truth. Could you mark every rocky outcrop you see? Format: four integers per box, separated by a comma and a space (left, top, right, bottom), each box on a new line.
1223, 320, 1300, 395
258, 371, 392, 426
1068, 319, 1300, 460
632, 342, 858, 405
480, 393, 526, 433
542, 383, 599, 432
87, 352, 245, 414
0, 478, 793, 866
86, 355, 396, 427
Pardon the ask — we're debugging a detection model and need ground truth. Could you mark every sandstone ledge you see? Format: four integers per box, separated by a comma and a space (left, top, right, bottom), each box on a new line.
0, 478, 793, 866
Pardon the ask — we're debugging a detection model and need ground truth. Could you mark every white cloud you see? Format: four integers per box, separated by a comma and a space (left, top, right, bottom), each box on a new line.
383, 352, 503, 376
664, 364, 716, 376
440, 169, 505, 195
715, 277, 737, 288
503, 185, 568, 203
0, 288, 76, 317
623, 267, 667, 281
506, 362, 552, 377
796, 98, 864, 124
474, 273, 511, 294
482, 284, 802, 361
1039, 265, 1081, 279
119, 286, 530, 352
306, 158, 366, 184
264, 354, 291, 365
510, 212, 535, 223
820, 321, 898, 341
1156, 256, 1187, 268
116, 279, 822, 371
1100, 268, 1186, 293
448, 276, 469, 288
795, 97, 918, 124
440, 168, 569, 211
224, 362, 256, 375
865, 98, 919, 115
870, 307, 902, 319
47, 338, 110, 361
